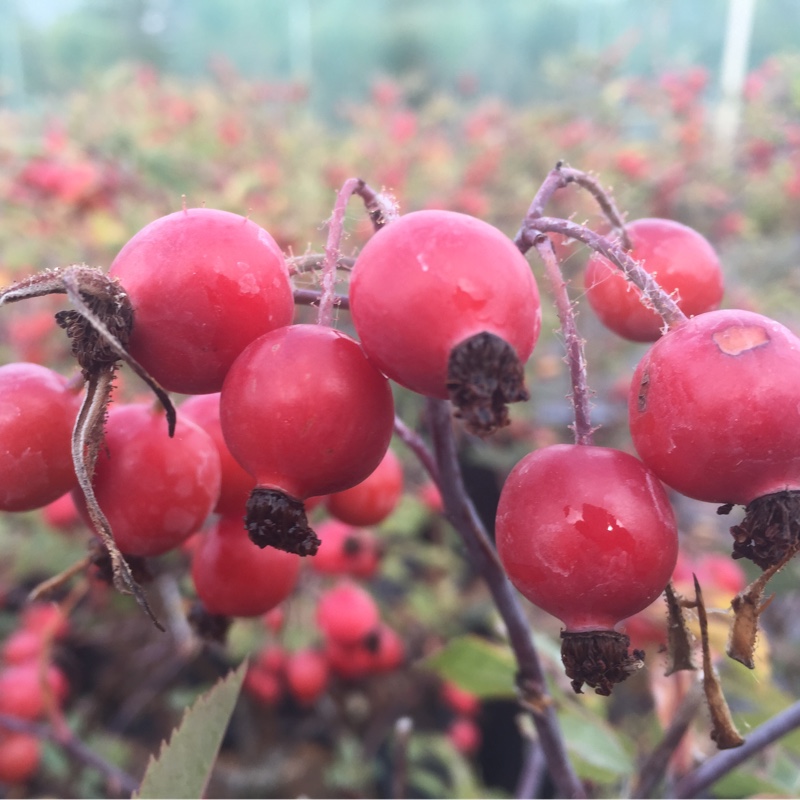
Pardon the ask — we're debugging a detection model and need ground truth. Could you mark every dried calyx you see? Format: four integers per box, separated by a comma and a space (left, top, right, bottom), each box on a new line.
560, 630, 644, 696
725, 490, 800, 570
446, 331, 529, 437
245, 487, 321, 556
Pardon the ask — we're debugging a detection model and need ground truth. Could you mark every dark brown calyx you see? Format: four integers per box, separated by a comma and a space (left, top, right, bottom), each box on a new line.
728, 490, 800, 570
245, 487, 320, 556
55, 273, 134, 375
560, 629, 644, 696
446, 331, 529, 437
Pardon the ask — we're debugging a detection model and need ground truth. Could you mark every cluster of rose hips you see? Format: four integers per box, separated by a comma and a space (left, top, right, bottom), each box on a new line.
1, 164, 797, 714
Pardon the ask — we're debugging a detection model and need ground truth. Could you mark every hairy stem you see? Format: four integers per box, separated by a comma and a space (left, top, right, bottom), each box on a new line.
517, 217, 687, 331
317, 179, 399, 326
524, 163, 631, 250
530, 233, 595, 445
293, 288, 349, 310
425, 398, 586, 799
672, 699, 800, 798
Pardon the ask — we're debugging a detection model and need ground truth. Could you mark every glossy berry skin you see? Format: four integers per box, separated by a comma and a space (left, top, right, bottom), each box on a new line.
0, 363, 79, 512
220, 324, 395, 500
585, 218, 723, 342
496, 445, 678, 631
179, 393, 255, 515
74, 403, 221, 557
349, 209, 541, 399
191, 515, 301, 617
629, 309, 800, 505
108, 207, 294, 394
326, 447, 403, 527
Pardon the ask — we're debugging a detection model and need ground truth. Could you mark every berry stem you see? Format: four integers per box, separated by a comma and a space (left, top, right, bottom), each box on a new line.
530, 233, 595, 445
425, 397, 586, 800
317, 179, 399, 327
524, 162, 632, 250
517, 216, 687, 331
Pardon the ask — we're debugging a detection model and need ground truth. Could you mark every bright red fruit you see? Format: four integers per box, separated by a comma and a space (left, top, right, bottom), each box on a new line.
108, 207, 294, 394
0, 363, 80, 512
311, 519, 381, 579
630, 309, 800, 505
316, 581, 380, 646
0, 663, 69, 719
179, 393, 255, 515
284, 648, 329, 706
584, 218, 723, 342
220, 323, 395, 555
496, 444, 678, 694
191, 515, 301, 617
74, 403, 221, 557
448, 716, 482, 756
326, 447, 403, 527
629, 309, 800, 569
349, 209, 541, 435
0, 732, 40, 784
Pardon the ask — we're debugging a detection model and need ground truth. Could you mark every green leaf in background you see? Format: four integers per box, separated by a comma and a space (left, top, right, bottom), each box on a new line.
559, 704, 635, 782
422, 634, 517, 698
133, 660, 247, 800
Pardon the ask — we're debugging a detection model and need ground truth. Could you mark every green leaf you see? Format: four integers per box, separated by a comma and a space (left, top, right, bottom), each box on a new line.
559, 704, 634, 781
133, 660, 247, 799
422, 634, 517, 698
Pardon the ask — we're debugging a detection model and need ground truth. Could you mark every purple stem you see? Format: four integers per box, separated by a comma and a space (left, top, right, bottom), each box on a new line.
531, 233, 595, 445
517, 217, 687, 331
425, 398, 586, 799
672, 698, 800, 798
317, 179, 399, 326
318, 177, 363, 326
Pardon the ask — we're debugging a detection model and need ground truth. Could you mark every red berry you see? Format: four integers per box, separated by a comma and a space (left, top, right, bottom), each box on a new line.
441, 681, 481, 716
0, 663, 69, 719
191, 515, 301, 617
74, 403, 221, 557
244, 666, 283, 707
1, 630, 46, 665
371, 624, 405, 672
447, 716, 482, 756
629, 309, 800, 506
179, 393, 255, 515
496, 444, 678, 695
284, 648, 329, 706
108, 207, 295, 394
0, 363, 80, 512
0, 732, 40, 784
326, 447, 404, 527
21, 603, 70, 639
311, 519, 381, 579
41, 491, 82, 532
584, 218, 724, 342
316, 581, 380, 646
220, 323, 395, 556
349, 209, 541, 434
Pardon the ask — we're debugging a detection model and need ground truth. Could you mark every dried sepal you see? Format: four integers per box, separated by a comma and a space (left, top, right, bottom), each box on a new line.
664, 580, 698, 675
0, 264, 176, 629
727, 541, 798, 668
694, 575, 745, 750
